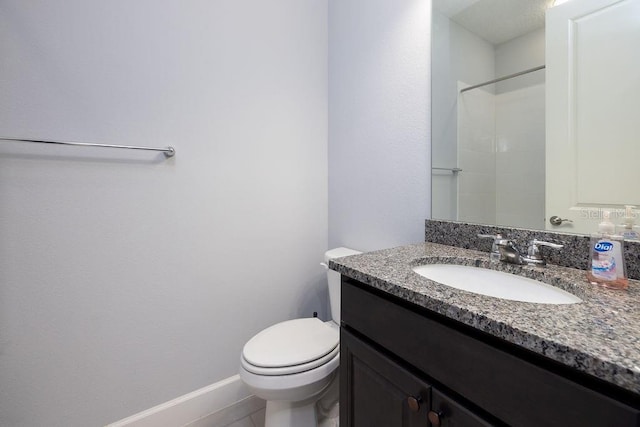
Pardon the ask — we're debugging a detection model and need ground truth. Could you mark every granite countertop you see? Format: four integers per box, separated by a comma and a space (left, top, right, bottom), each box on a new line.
329, 242, 640, 394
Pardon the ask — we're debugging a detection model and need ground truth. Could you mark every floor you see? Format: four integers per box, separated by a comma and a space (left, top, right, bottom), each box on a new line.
222, 406, 341, 427
186, 396, 338, 427
184, 395, 265, 427
221, 407, 265, 427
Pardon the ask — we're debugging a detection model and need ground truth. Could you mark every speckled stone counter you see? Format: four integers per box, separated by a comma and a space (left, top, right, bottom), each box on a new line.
329, 242, 640, 394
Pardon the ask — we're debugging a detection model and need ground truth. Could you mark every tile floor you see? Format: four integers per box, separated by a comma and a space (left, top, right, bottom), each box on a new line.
216, 402, 340, 427
221, 407, 265, 427
189, 396, 337, 427
184, 395, 265, 427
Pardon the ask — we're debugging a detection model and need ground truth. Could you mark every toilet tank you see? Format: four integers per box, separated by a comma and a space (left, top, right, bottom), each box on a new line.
324, 247, 362, 324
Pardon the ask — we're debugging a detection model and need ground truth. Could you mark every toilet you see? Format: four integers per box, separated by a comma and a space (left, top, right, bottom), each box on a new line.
239, 247, 361, 427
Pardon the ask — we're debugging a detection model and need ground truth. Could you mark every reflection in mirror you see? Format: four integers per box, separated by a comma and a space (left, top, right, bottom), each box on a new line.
432, 0, 549, 230
431, 0, 640, 235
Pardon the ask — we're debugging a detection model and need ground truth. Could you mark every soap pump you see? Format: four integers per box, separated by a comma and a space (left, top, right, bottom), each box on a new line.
587, 210, 628, 290
616, 205, 640, 241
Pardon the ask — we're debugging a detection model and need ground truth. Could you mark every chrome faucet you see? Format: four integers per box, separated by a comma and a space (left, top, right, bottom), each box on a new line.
478, 234, 509, 262
523, 239, 564, 265
496, 239, 524, 264
478, 234, 563, 266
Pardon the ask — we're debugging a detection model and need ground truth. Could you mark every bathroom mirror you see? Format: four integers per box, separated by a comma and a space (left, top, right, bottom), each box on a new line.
431, 0, 640, 235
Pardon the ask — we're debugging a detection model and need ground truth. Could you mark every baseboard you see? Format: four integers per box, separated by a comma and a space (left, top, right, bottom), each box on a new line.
106, 374, 260, 427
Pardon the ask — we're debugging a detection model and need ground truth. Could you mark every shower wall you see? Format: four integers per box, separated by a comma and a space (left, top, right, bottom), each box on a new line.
457, 83, 496, 224
494, 29, 546, 229
494, 83, 545, 229
459, 82, 545, 229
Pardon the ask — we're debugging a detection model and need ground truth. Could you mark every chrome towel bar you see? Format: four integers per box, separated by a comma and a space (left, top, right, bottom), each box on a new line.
0, 137, 175, 158
432, 167, 462, 173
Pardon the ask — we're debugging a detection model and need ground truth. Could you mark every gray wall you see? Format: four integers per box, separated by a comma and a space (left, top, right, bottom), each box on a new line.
328, 0, 431, 252
0, 1, 328, 426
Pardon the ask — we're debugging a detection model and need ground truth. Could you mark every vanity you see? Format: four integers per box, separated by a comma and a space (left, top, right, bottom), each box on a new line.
331, 242, 640, 426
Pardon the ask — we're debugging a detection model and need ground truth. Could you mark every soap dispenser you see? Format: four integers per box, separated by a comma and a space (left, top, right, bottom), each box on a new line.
587, 211, 628, 290
616, 205, 640, 241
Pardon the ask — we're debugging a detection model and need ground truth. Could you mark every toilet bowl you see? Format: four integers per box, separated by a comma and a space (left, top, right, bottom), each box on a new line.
239, 247, 361, 427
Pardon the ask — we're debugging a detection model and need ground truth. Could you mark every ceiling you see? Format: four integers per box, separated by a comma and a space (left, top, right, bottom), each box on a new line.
433, 0, 555, 45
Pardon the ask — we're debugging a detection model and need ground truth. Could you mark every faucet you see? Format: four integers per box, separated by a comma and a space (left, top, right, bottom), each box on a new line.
496, 239, 524, 264
478, 235, 563, 266
522, 239, 564, 265
477, 234, 509, 262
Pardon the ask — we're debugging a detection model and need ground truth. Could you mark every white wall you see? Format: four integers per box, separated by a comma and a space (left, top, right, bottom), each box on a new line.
494, 85, 545, 229
496, 28, 546, 94
431, 11, 458, 220
328, 0, 431, 251
431, 13, 495, 221
0, 1, 328, 426
457, 83, 497, 224
495, 29, 546, 229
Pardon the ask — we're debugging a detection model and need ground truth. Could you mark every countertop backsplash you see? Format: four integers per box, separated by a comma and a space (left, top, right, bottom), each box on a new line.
425, 219, 640, 280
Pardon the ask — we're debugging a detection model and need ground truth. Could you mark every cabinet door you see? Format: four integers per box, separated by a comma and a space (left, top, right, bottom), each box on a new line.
343, 279, 640, 426
341, 329, 430, 427
430, 389, 495, 427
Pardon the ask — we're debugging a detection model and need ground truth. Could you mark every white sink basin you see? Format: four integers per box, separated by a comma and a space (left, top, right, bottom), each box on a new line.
412, 264, 582, 304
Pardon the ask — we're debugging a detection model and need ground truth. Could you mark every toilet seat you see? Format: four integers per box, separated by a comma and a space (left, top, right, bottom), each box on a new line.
242, 344, 339, 376
239, 350, 340, 403
241, 318, 339, 376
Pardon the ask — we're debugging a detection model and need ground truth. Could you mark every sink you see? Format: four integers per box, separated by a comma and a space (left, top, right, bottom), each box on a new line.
412, 264, 582, 304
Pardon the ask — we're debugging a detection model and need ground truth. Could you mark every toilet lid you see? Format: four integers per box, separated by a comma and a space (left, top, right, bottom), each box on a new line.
242, 318, 339, 368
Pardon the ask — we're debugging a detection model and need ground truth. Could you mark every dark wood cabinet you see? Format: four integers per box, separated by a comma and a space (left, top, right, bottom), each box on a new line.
340, 277, 640, 427
341, 328, 494, 426
341, 329, 430, 426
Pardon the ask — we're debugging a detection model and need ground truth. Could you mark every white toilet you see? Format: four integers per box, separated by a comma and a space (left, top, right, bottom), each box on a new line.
239, 247, 361, 427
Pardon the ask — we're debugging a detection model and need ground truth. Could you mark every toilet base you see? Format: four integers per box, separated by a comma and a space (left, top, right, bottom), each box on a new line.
263, 398, 339, 427
264, 399, 317, 427
262, 372, 339, 427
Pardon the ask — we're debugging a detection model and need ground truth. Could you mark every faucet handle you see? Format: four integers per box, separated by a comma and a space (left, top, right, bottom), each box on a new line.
478, 234, 508, 261
477, 233, 508, 243
478, 233, 501, 239
478, 233, 511, 246
530, 239, 563, 250
525, 239, 563, 265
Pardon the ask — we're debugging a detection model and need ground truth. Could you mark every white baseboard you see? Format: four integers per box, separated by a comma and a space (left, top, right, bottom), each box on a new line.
106, 375, 255, 427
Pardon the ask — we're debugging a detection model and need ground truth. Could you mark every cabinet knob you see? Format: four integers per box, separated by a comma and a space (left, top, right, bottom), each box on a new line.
407, 395, 422, 412
427, 410, 443, 426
